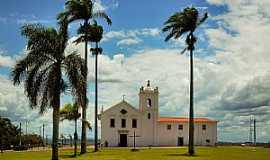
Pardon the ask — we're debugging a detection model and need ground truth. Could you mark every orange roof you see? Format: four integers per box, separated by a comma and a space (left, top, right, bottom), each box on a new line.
158, 117, 217, 123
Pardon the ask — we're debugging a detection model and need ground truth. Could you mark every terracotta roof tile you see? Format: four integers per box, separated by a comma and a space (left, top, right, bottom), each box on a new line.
158, 117, 217, 123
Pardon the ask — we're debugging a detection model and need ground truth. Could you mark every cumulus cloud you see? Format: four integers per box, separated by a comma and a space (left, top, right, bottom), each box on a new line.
93, 0, 107, 12
203, 0, 270, 141
0, 76, 41, 123
16, 19, 51, 25
103, 31, 126, 41
102, 28, 161, 45
0, 50, 15, 67
0, 74, 96, 138
117, 38, 142, 46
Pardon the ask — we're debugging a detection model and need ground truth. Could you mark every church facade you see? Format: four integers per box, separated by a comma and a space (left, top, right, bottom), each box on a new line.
99, 81, 217, 147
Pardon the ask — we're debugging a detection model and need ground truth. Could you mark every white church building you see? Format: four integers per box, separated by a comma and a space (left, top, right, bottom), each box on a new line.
99, 81, 217, 147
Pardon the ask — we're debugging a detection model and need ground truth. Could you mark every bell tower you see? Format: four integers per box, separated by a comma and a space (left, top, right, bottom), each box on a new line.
139, 80, 159, 146
139, 80, 159, 114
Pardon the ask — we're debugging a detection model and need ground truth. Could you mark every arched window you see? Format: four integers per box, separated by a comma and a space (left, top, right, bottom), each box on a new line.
146, 98, 152, 107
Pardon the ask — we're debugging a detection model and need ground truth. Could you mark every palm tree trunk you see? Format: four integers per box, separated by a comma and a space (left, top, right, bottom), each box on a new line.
74, 119, 77, 156
188, 34, 195, 155
1, 136, 3, 153
52, 96, 60, 160
81, 21, 88, 154
94, 42, 99, 152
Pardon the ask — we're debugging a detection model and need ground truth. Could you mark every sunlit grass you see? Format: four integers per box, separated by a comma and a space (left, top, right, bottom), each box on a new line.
0, 146, 269, 160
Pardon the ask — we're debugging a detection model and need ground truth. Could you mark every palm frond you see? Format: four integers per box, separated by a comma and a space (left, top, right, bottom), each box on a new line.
21, 24, 58, 51
39, 81, 49, 114
21, 24, 61, 61
60, 103, 81, 121
29, 64, 53, 114
58, 15, 69, 58
46, 63, 61, 107
63, 53, 86, 107
76, 22, 103, 43
162, 7, 201, 42
85, 120, 92, 131
92, 12, 112, 25
197, 12, 208, 26
62, 0, 93, 22
25, 64, 43, 108
73, 35, 85, 44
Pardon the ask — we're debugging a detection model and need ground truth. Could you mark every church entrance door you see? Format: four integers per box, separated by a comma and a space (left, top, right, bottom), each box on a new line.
119, 134, 127, 147
177, 137, 184, 146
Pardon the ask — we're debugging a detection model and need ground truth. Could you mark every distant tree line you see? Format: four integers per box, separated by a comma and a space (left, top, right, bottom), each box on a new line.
0, 117, 44, 152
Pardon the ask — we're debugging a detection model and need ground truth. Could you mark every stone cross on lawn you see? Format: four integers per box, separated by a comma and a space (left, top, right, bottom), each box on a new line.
129, 131, 140, 151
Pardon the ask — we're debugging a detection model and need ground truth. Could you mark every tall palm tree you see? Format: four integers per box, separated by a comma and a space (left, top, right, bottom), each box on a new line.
11, 17, 86, 160
162, 7, 207, 155
75, 20, 103, 152
58, 0, 111, 153
60, 103, 81, 156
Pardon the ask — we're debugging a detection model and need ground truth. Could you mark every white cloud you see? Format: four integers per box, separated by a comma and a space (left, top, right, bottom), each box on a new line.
102, 31, 126, 42
207, 0, 226, 5
93, 0, 107, 12
102, 28, 161, 45
0, 74, 95, 138
93, 0, 120, 12
111, 0, 119, 9
0, 13, 53, 25
205, 28, 232, 50
0, 50, 15, 67
116, 38, 142, 46
138, 28, 160, 37
203, 0, 270, 141
16, 19, 51, 25
0, 76, 40, 122
126, 28, 161, 37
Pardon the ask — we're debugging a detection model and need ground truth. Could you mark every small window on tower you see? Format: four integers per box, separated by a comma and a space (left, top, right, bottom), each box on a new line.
147, 98, 152, 107
147, 113, 151, 119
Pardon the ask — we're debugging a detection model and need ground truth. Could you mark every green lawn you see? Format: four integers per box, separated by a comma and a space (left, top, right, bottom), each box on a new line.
0, 147, 269, 160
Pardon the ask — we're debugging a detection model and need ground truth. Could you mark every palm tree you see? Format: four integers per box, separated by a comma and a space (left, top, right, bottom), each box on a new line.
60, 134, 65, 146
75, 20, 103, 152
58, 0, 111, 153
162, 7, 207, 155
60, 103, 81, 156
11, 17, 86, 160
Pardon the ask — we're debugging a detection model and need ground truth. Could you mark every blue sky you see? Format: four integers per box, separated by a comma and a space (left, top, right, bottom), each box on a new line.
0, 0, 226, 59
1, 0, 270, 143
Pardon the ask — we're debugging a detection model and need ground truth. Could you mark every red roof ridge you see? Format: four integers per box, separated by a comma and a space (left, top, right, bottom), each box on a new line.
158, 117, 217, 123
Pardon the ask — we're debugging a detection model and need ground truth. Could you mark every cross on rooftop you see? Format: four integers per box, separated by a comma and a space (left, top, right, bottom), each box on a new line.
147, 80, 150, 87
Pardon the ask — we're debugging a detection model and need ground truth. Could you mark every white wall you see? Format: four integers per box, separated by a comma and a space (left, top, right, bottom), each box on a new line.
157, 122, 217, 146
100, 101, 143, 147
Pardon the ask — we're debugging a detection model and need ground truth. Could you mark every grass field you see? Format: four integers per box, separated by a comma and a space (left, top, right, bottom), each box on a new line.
0, 147, 269, 160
